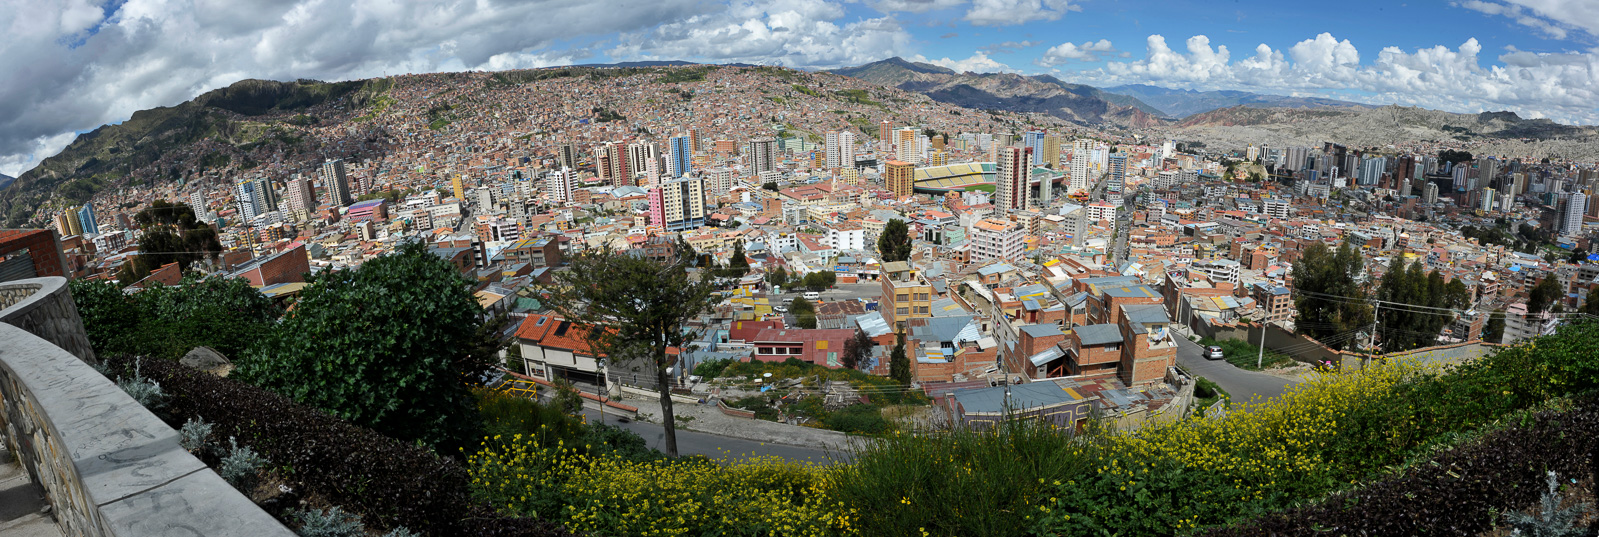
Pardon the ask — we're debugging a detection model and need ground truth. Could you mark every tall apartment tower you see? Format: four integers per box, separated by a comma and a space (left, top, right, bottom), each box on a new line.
546, 168, 575, 203
188, 190, 208, 221
886, 160, 915, 199
599, 142, 631, 187
1477, 157, 1500, 189
77, 204, 99, 235
825, 131, 855, 170
668, 135, 692, 177
1107, 154, 1127, 193
879, 120, 892, 150
995, 146, 1032, 215
236, 180, 267, 221
653, 177, 707, 232
704, 167, 737, 198
1041, 134, 1063, 169
320, 159, 353, 208
556, 143, 578, 171
1022, 131, 1046, 166
284, 174, 316, 222
626, 142, 660, 186
747, 138, 777, 177
1565, 192, 1586, 235
451, 174, 466, 201
895, 128, 919, 164
1069, 139, 1095, 194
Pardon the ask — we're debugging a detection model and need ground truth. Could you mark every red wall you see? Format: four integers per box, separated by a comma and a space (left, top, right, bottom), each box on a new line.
0, 229, 67, 278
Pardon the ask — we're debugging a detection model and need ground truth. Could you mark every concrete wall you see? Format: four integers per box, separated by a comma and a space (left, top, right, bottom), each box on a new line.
0, 323, 292, 536
0, 277, 95, 366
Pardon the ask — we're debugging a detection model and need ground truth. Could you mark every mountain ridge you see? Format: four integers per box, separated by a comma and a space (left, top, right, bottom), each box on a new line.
827, 57, 1164, 126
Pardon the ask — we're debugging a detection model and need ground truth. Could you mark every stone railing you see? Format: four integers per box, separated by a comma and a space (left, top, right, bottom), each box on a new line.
0, 277, 96, 365
0, 297, 292, 535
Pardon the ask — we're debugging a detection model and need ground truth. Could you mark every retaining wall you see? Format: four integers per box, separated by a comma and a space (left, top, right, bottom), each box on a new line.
0, 277, 95, 365
0, 290, 291, 536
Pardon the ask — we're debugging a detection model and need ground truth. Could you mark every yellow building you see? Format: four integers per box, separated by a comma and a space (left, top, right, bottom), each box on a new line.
880, 261, 934, 332
886, 160, 915, 198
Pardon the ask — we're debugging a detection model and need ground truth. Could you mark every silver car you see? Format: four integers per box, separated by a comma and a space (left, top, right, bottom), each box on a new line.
1205, 345, 1225, 360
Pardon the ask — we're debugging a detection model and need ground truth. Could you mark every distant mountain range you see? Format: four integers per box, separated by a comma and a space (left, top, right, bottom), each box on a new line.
827, 57, 1382, 122
828, 57, 1164, 127
0, 173, 14, 191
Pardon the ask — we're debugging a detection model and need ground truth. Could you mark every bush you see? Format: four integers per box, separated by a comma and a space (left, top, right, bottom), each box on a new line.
295, 507, 364, 537
468, 436, 839, 537
1504, 471, 1593, 537
115, 358, 167, 411
219, 437, 268, 492
71, 274, 281, 360
236, 241, 493, 452
178, 417, 214, 454
103, 355, 572, 537
820, 404, 892, 435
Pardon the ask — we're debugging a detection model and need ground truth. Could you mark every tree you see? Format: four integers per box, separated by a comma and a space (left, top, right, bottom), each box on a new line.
1291, 239, 1372, 351
1582, 293, 1599, 317
762, 181, 779, 191
1527, 276, 1563, 315
540, 243, 719, 458
790, 297, 817, 329
1570, 248, 1589, 264
121, 200, 222, 284
720, 240, 750, 279
235, 241, 491, 452
71, 274, 281, 361
1484, 308, 1507, 343
877, 218, 913, 262
889, 334, 911, 385
1374, 258, 1468, 352
766, 267, 789, 289
801, 270, 837, 290
841, 329, 873, 370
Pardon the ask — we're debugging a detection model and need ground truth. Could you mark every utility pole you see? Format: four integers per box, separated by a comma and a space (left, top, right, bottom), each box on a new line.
1256, 319, 1267, 369
1368, 300, 1381, 357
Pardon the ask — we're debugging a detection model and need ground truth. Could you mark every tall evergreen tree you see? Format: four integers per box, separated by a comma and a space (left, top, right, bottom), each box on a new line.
728, 240, 750, 278
877, 218, 913, 262
1291, 239, 1372, 351
1527, 276, 1563, 315
842, 329, 873, 370
889, 334, 910, 385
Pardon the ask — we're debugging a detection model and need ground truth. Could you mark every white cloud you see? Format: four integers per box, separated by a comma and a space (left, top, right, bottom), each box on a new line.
1035, 39, 1115, 65
1505, 0, 1599, 36
1454, 0, 1573, 39
964, 0, 1077, 26
608, 0, 914, 68
910, 52, 1013, 73
1077, 32, 1599, 124
0, 0, 708, 178
980, 40, 1045, 54
868, 0, 966, 13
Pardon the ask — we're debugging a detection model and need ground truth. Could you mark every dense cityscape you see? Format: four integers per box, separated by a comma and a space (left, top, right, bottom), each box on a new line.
5, 1, 1599, 535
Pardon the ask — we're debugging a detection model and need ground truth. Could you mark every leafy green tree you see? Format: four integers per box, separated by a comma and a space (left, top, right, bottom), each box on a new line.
889, 334, 910, 385
762, 181, 779, 191
801, 270, 837, 290
877, 218, 913, 262
766, 267, 789, 289
719, 240, 750, 279
790, 297, 816, 315
1374, 259, 1469, 352
235, 241, 492, 452
1528, 276, 1563, 315
1582, 293, 1599, 317
1568, 248, 1588, 264
1291, 239, 1372, 351
541, 243, 719, 457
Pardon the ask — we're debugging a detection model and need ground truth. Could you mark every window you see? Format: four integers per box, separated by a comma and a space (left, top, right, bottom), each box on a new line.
758, 347, 775, 355
897, 294, 909, 302
827, 352, 838, 366
897, 307, 909, 315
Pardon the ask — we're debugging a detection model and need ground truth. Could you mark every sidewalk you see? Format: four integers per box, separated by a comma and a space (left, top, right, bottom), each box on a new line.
0, 449, 61, 537
609, 390, 856, 453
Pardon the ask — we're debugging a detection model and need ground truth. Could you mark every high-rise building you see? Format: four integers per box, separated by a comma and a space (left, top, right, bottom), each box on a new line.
1424, 182, 1440, 205
236, 180, 265, 221
825, 131, 855, 170
1069, 139, 1094, 194
895, 128, 919, 164
995, 146, 1032, 215
556, 144, 578, 171
688, 129, 701, 153
626, 142, 659, 186
1107, 154, 1127, 193
1022, 131, 1046, 166
188, 190, 207, 221
1477, 157, 1499, 189
652, 177, 706, 231
284, 174, 316, 223
747, 138, 777, 177
599, 142, 631, 187
1358, 157, 1386, 186
668, 135, 692, 177
451, 174, 466, 201
1245, 144, 1259, 162
1565, 192, 1586, 235
545, 168, 575, 203
1041, 135, 1063, 169
55, 212, 81, 237
704, 167, 737, 198
878, 120, 892, 150
76, 204, 98, 235
1453, 166, 1471, 191
886, 160, 915, 198
320, 159, 353, 208
1481, 188, 1497, 212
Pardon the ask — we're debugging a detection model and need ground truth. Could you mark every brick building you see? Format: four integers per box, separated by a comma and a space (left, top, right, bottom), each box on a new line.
229, 244, 310, 287
0, 229, 68, 283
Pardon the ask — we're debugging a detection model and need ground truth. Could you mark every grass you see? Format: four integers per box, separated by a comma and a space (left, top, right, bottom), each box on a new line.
1194, 376, 1230, 416
1199, 337, 1295, 370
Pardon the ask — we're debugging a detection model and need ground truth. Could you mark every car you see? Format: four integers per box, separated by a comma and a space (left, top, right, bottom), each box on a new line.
1205, 345, 1225, 360
773, 305, 789, 313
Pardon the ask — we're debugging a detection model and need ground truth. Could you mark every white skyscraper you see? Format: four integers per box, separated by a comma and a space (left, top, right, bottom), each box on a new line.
747, 138, 777, 177
895, 128, 918, 164
1565, 192, 1586, 235
320, 159, 353, 208
825, 131, 855, 170
995, 146, 1031, 215
545, 168, 575, 203
1069, 139, 1095, 194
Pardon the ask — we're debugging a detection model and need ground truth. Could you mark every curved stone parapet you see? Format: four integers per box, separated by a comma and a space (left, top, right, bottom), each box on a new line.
0, 276, 96, 366
0, 324, 294, 536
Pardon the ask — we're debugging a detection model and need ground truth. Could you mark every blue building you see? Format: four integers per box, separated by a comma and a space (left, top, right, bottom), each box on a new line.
1022, 131, 1045, 166
668, 135, 692, 177
76, 204, 98, 235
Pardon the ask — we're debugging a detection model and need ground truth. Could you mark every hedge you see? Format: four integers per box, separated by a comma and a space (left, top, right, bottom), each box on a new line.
1205, 391, 1599, 536
105, 355, 572, 537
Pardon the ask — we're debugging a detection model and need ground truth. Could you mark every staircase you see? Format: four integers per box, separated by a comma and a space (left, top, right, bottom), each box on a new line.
0, 448, 61, 537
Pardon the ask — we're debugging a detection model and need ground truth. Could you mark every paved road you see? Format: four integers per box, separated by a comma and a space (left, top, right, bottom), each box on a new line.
580, 407, 847, 464
1173, 334, 1295, 403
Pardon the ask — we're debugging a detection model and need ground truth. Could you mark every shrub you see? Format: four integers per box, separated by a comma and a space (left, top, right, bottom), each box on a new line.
295, 507, 364, 537
1504, 471, 1593, 537
219, 437, 268, 492
115, 358, 166, 411
178, 417, 214, 454
236, 241, 494, 452
70, 274, 281, 360
468, 436, 840, 537
821, 404, 892, 435
103, 355, 573, 537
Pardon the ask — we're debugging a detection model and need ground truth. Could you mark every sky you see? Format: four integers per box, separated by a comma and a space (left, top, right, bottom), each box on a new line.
3, 0, 1598, 178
